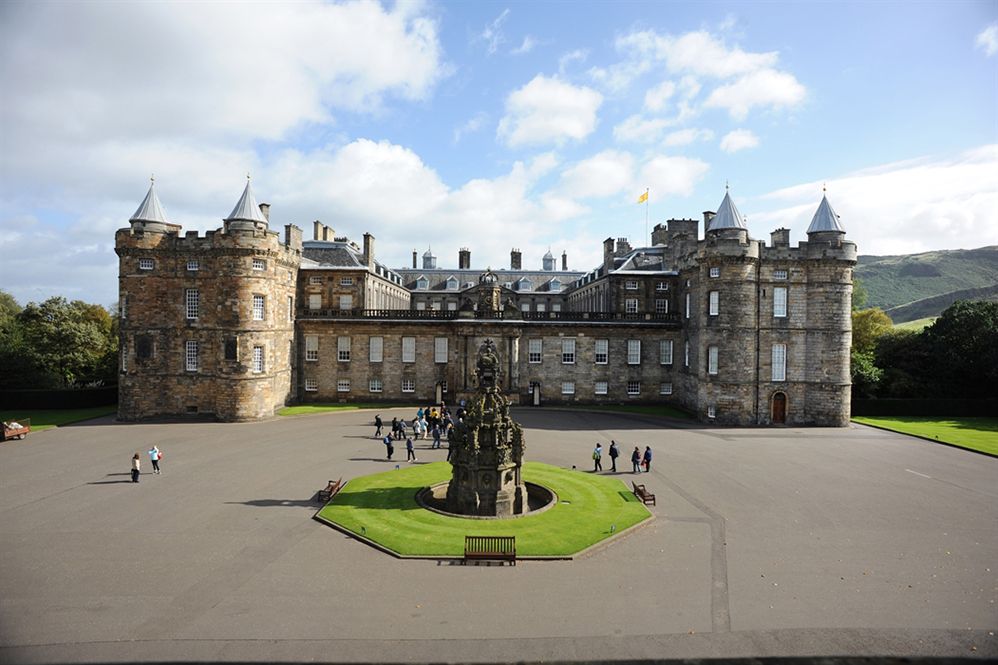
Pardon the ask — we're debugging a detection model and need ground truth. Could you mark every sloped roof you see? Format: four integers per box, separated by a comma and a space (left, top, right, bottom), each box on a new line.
707, 191, 746, 231
225, 180, 268, 223
807, 194, 845, 233
130, 180, 169, 223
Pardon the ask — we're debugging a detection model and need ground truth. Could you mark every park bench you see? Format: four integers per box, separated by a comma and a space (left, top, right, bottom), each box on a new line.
316, 477, 344, 503
2, 418, 31, 442
463, 535, 516, 565
631, 481, 656, 506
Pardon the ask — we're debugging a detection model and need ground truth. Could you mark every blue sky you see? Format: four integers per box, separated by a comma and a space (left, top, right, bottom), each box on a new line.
1, 0, 996, 308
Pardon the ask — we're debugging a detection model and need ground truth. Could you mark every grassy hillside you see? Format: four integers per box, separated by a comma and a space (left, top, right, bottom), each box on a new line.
855, 246, 998, 321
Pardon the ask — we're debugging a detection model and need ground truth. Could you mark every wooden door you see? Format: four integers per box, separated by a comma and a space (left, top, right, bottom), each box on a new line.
772, 392, 787, 424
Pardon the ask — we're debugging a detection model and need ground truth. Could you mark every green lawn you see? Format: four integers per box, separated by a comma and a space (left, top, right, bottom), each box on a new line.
893, 317, 936, 331
1, 406, 117, 432
317, 461, 651, 557
852, 416, 998, 456
278, 402, 409, 416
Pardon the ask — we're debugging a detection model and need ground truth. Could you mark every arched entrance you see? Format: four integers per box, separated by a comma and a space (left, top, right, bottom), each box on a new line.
772, 392, 787, 424
435, 382, 444, 405
530, 382, 541, 406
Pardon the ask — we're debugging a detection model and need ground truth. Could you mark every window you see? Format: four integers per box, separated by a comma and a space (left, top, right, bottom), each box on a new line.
684, 341, 690, 367
252, 258, 266, 271
561, 381, 575, 395
655, 299, 669, 314
332, 336, 349, 362
627, 381, 641, 396
337, 379, 351, 392
369, 336, 383, 363
339, 295, 353, 310
707, 405, 716, 419
520, 302, 530, 312
447, 301, 457, 311
660, 382, 673, 395
772, 343, 787, 382
139, 258, 154, 271
185, 288, 199, 320
120, 295, 127, 320
660, 340, 673, 365
709, 266, 720, 278
415, 301, 426, 310
287, 296, 293, 322
594, 339, 608, 364
252, 346, 265, 373
224, 338, 237, 361
309, 294, 322, 310
627, 339, 641, 365
121, 344, 127, 372
440, 380, 449, 394
773, 287, 788, 318
309, 276, 323, 285
430, 301, 441, 311
300, 335, 317, 361
137, 336, 153, 360
528, 339, 542, 363
625, 298, 638, 314
550, 278, 561, 291
773, 269, 788, 280
552, 303, 561, 312
416, 277, 428, 290
446, 277, 458, 290
561, 338, 576, 364
594, 381, 608, 395
625, 280, 639, 290
708, 291, 719, 316
340, 277, 354, 286
685, 293, 691, 318
434, 337, 448, 363
656, 281, 668, 291
305, 378, 318, 392
185, 341, 199, 371
708, 345, 718, 375
369, 378, 383, 393
401, 378, 415, 393
253, 295, 265, 321
402, 337, 415, 363
187, 260, 199, 271
536, 303, 546, 313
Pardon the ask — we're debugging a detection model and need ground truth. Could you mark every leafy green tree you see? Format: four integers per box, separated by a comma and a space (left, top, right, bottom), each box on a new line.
852, 307, 893, 355
874, 329, 931, 398
850, 349, 883, 398
923, 300, 998, 398
0, 290, 20, 321
852, 277, 868, 310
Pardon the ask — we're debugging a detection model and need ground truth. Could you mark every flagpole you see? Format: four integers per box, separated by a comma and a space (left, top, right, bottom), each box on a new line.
644, 187, 649, 246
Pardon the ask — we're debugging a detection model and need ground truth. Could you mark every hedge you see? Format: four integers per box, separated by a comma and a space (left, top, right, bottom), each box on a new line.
852, 398, 998, 417
0, 386, 118, 410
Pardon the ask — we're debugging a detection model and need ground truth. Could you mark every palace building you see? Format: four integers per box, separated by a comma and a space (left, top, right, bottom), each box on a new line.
115, 179, 856, 426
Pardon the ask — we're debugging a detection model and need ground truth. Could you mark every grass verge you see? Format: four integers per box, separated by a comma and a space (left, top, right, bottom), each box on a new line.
852, 416, 998, 456
0, 406, 117, 432
317, 461, 651, 557
278, 403, 409, 416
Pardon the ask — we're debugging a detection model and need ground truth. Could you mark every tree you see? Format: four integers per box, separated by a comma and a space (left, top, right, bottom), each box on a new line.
852, 277, 868, 310
923, 300, 998, 398
852, 307, 893, 355
0, 290, 20, 321
850, 350, 883, 398
874, 329, 931, 398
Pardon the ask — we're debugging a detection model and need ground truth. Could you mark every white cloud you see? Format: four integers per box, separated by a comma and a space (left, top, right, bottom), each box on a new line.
755, 145, 998, 255
663, 128, 715, 147
479, 8, 510, 55
613, 115, 674, 143
497, 75, 603, 148
619, 29, 779, 79
453, 112, 489, 143
558, 150, 635, 199
639, 155, 711, 198
704, 69, 806, 120
558, 49, 589, 75
719, 129, 760, 153
976, 23, 998, 56
643, 81, 676, 112
511, 35, 537, 55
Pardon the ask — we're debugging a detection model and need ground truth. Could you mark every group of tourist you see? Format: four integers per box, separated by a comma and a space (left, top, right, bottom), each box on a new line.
128, 445, 164, 482
376, 403, 460, 463
592, 440, 652, 474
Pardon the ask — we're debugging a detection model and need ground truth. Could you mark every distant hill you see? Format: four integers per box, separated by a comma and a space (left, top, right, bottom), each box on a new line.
855, 246, 998, 322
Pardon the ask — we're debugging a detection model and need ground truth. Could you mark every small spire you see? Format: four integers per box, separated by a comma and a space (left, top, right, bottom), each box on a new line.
822, 182, 827, 193
130, 178, 169, 224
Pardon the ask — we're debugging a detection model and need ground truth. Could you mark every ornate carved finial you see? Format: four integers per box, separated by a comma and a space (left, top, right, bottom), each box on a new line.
476, 338, 501, 388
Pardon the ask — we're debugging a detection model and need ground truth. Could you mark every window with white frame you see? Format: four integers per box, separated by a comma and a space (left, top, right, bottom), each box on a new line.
772, 343, 787, 382
773, 287, 788, 318
528, 339, 542, 363
369, 378, 383, 393
337, 336, 351, 362
121, 344, 127, 372
708, 345, 718, 375
627, 381, 640, 395
536, 303, 546, 312
773, 269, 788, 280
434, 337, 448, 363
252, 345, 265, 373
187, 260, 199, 271
655, 299, 669, 314
660, 382, 673, 395
627, 339, 641, 365
594, 381, 608, 395
447, 301, 457, 311
415, 301, 426, 310
594, 339, 608, 364
446, 277, 458, 290
252, 258, 266, 271
339, 295, 353, 310
286, 296, 293, 321
561, 338, 576, 364
305, 335, 318, 361
520, 302, 530, 312
552, 303, 561, 312
185, 288, 199, 320
709, 266, 720, 278
709, 290, 719, 316
430, 301, 441, 311
685, 340, 690, 367
369, 336, 383, 363
252, 295, 265, 321
625, 298, 638, 314
340, 276, 354, 286
685, 293, 691, 318
440, 381, 448, 393
660, 339, 673, 365
337, 379, 351, 392
308, 294, 321, 310
120, 295, 127, 320
401, 378, 415, 393
185, 340, 199, 371
656, 281, 668, 291
707, 405, 716, 418
561, 381, 575, 395
309, 276, 323, 285
416, 277, 428, 290
304, 378, 318, 392
625, 280, 639, 290
402, 337, 415, 363
139, 258, 154, 271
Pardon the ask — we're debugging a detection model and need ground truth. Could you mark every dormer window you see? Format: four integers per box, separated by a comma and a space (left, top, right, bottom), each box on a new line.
446, 276, 459, 290
517, 277, 532, 291
550, 278, 561, 291
416, 277, 429, 290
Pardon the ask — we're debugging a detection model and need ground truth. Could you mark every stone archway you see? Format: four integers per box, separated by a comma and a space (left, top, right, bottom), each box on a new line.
772, 391, 787, 424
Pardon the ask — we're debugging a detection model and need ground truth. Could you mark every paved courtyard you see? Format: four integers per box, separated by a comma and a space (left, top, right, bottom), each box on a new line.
0, 408, 995, 663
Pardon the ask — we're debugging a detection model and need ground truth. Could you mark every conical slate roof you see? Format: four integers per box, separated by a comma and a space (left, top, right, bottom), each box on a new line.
130, 180, 169, 223
225, 179, 268, 223
807, 194, 845, 233
707, 190, 746, 231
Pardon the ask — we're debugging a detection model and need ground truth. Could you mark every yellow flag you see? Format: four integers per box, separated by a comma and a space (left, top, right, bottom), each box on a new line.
637, 190, 648, 204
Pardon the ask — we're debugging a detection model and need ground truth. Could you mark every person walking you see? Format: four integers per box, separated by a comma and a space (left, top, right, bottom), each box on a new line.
593, 443, 603, 472
631, 446, 642, 474
406, 437, 416, 462
148, 446, 162, 474
374, 414, 383, 437
431, 425, 441, 449
383, 435, 394, 460
643, 446, 653, 473
131, 453, 141, 483
391, 417, 399, 440
608, 440, 619, 472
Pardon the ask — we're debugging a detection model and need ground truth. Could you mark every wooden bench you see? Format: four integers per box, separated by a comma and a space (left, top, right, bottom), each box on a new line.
464, 535, 516, 565
316, 477, 344, 503
632, 481, 656, 506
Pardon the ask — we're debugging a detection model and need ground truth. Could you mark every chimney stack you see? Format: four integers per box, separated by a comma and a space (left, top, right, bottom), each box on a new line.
363, 233, 375, 269
702, 211, 716, 236
459, 247, 471, 270
770, 228, 791, 247
510, 248, 522, 270
412, 250, 418, 269
259, 203, 270, 221
603, 237, 615, 274
313, 220, 321, 240
561, 251, 567, 271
